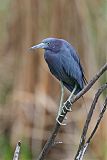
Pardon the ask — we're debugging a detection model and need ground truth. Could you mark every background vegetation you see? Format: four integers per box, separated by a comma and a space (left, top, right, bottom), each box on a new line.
0, 0, 106, 159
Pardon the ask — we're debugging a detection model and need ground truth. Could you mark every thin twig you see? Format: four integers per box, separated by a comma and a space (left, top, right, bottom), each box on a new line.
37, 63, 107, 160
86, 97, 107, 144
74, 83, 107, 160
77, 97, 107, 160
13, 141, 21, 160
78, 97, 107, 159
76, 96, 107, 160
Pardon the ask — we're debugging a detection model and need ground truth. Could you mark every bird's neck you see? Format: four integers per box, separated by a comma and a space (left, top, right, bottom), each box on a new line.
44, 50, 59, 65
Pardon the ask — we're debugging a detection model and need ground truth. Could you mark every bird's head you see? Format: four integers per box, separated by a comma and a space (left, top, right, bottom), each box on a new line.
30, 38, 63, 53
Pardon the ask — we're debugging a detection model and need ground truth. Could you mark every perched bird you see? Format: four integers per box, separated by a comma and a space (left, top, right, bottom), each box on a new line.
30, 38, 87, 125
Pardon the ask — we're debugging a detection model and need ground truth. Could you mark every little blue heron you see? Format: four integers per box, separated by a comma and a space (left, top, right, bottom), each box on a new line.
30, 38, 87, 125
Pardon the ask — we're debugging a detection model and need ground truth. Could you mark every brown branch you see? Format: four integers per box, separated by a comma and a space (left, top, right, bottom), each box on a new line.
74, 83, 107, 160
76, 97, 107, 160
86, 97, 107, 144
13, 141, 21, 160
37, 63, 107, 160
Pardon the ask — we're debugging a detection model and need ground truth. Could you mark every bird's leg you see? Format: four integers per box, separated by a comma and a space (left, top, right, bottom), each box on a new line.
56, 83, 77, 125
63, 84, 77, 112
68, 84, 77, 103
56, 82, 67, 125
59, 81, 64, 115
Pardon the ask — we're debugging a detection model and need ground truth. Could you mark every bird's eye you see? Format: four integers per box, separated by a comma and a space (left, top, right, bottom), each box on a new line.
47, 42, 50, 45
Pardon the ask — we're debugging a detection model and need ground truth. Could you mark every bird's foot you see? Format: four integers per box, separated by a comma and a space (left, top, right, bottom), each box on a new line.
56, 100, 72, 125
59, 114, 67, 120
56, 108, 67, 125
63, 101, 72, 112
56, 116, 66, 125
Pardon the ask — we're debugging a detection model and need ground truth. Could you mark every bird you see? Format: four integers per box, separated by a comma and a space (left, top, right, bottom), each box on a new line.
29, 38, 87, 125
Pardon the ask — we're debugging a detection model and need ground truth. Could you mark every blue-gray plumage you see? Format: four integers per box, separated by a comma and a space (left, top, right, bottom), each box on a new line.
31, 38, 86, 93
30, 38, 87, 125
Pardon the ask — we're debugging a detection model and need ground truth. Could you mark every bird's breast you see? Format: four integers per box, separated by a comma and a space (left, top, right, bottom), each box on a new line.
44, 51, 59, 66
44, 51, 62, 79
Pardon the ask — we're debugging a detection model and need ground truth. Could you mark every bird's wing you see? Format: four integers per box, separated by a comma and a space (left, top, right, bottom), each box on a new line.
61, 39, 80, 64
69, 45, 80, 64
79, 62, 88, 85
69, 45, 88, 85
60, 53, 84, 89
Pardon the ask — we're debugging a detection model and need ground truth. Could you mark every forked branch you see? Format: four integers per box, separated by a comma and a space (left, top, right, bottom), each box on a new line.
74, 84, 107, 160
37, 63, 107, 160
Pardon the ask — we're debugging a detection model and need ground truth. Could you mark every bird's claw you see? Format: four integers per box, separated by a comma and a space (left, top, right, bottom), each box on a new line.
64, 116, 67, 120
56, 100, 73, 125
58, 114, 67, 120
56, 116, 66, 125
63, 102, 72, 112
64, 105, 72, 112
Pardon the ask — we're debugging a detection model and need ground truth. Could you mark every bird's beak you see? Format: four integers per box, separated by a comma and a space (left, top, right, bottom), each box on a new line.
29, 42, 45, 50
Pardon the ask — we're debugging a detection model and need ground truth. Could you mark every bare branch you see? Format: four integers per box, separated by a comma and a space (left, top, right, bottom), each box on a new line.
13, 141, 21, 160
86, 96, 107, 144
74, 83, 107, 160
78, 97, 107, 160
37, 63, 107, 160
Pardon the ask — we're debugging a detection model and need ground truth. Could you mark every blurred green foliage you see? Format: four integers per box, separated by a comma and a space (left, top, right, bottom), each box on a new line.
0, 135, 12, 160
20, 141, 32, 160
0, 136, 32, 160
